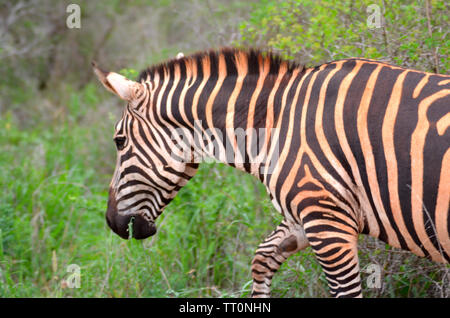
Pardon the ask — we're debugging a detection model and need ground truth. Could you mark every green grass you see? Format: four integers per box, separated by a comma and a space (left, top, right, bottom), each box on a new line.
0, 86, 448, 298
0, 105, 280, 297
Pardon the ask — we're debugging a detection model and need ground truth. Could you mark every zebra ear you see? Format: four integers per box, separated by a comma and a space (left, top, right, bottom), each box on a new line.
92, 61, 142, 101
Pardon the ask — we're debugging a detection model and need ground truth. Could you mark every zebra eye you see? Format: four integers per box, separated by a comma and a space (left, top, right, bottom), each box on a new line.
114, 136, 126, 150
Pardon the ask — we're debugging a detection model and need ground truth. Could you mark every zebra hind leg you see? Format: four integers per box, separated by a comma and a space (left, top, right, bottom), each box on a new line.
302, 214, 363, 298
251, 220, 309, 297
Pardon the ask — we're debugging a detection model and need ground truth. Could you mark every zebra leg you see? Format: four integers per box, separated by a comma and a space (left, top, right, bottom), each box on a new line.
251, 220, 309, 297
303, 215, 362, 298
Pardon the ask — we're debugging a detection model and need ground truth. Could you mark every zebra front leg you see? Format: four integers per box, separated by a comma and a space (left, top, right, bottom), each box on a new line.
251, 220, 309, 297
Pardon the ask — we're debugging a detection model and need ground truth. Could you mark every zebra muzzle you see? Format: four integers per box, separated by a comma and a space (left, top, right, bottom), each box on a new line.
106, 189, 157, 239
130, 215, 157, 239
106, 211, 157, 240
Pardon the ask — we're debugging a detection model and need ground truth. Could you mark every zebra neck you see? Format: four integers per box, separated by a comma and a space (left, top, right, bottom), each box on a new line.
147, 49, 306, 180
173, 70, 304, 181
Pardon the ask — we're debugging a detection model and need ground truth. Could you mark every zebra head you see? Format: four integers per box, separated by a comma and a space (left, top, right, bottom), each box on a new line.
92, 62, 197, 240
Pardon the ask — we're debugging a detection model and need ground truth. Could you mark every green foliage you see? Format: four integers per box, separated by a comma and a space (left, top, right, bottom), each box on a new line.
119, 68, 139, 79
238, 0, 449, 73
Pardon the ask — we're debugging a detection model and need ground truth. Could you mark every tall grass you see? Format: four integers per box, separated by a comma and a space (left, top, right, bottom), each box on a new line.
0, 83, 448, 298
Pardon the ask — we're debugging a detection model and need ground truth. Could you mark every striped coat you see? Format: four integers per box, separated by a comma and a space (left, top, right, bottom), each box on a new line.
93, 48, 450, 297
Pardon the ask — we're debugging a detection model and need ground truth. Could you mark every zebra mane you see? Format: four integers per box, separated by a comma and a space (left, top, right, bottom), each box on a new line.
137, 47, 303, 83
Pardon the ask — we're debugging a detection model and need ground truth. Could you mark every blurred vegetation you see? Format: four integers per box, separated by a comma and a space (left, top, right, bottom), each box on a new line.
0, 0, 449, 298
239, 0, 449, 73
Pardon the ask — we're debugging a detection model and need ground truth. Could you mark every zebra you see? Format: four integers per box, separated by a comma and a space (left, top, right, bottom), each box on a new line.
92, 48, 450, 298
